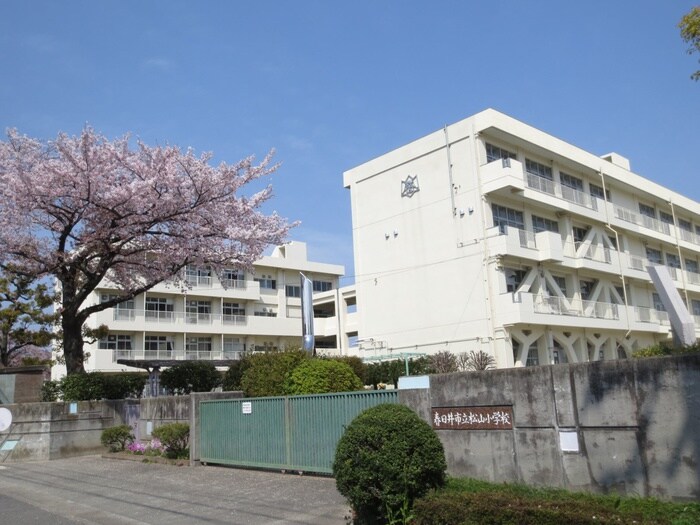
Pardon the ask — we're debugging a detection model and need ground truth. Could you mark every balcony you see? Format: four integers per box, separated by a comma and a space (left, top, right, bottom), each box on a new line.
186, 312, 212, 325
525, 172, 598, 211
533, 295, 619, 320
614, 206, 672, 236
221, 278, 247, 290
493, 292, 671, 335
486, 226, 562, 262
222, 314, 247, 325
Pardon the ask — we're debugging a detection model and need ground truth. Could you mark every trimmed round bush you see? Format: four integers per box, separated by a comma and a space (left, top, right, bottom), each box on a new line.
284, 359, 363, 395
333, 403, 447, 524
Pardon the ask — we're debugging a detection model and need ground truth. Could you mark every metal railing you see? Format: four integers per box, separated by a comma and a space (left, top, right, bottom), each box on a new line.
567, 241, 612, 264
517, 228, 537, 249
533, 295, 619, 320
614, 206, 671, 235
186, 312, 212, 325
525, 172, 597, 210
222, 314, 246, 325
634, 306, 670, 325
221, 278, 247, 289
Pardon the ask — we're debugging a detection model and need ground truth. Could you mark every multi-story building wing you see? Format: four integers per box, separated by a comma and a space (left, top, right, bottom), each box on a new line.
343, 109, 700, 367
56, 241, 344, 378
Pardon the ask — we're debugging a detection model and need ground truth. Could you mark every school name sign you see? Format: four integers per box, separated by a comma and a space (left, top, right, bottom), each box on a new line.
431, 406, 513, 430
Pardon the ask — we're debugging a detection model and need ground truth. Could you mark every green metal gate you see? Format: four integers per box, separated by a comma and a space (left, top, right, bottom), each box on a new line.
199, 390, 398, 474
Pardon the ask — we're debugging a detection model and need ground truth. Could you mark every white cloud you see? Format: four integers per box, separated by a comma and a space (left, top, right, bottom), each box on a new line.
141, 57, 175, 72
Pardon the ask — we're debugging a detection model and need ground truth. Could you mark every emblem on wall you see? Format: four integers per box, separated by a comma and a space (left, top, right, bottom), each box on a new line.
401, 175, 420, 198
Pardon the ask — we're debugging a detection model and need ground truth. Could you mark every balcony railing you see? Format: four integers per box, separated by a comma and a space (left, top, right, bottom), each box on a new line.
185, 350, 214, 360
222, 314, 246, 325
185, 275, 212, 288
533, 295, 619, 320
518, 228, 537, 249
113, 309, 136, 321
186, 312, 212, 325
221, 278, 247, 289
567, 241, 612, 264
525, 173, 598, 211
614, 207, 671, 236
634, 306, 670, 325
145, 310, 175, 322
144, 349, 173, 359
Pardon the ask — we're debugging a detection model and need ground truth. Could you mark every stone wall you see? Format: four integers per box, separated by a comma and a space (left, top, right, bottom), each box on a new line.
0, 366, 48, 404
399, 354, 700, 501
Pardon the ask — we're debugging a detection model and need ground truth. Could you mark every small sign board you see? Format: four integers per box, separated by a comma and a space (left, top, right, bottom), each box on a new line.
242, 402, 252, 415
69, 402, 78, 415
431, 405, 513, 430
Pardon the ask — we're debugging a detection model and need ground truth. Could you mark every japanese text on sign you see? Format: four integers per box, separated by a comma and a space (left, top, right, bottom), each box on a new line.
431, 406, 513, 430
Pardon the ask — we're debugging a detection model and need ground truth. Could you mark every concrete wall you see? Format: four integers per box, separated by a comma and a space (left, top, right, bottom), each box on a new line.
399, 354, 700, 501
0, 391, 243, 463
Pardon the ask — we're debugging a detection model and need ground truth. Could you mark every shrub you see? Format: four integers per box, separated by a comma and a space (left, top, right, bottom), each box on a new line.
41, 380, 61, 402
151, 422, 190, 459
222, 355, 252, 391
61, 372, 105, 401
634, 342, 700, 358
411, 477, 700, 525
240, 348, 308, 397
284, 359, 363, 395
101, 424, 134, 452
160, 361, 221, 394
333, 403, 446, 524
328, 356, 367, 385
101, 373, 147, 399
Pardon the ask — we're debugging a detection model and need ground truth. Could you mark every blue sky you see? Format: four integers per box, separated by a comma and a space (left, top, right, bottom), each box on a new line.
1, 1, 699, 284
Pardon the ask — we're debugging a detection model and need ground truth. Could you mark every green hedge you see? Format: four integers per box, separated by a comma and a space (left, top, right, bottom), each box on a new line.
42, 372, 147, 401
412, 478, 700, 525
284, 359, 363, 395
160, 361, 221, 394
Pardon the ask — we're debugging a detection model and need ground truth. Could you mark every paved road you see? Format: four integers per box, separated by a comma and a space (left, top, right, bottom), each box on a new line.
0, 457, 350, 524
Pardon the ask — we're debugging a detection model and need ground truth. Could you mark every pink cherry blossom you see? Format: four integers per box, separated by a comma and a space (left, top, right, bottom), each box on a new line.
0, 127, 294, 374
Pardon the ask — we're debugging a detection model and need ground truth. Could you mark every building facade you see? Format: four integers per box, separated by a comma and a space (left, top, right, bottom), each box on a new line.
343, 109, 700, 367
53, 241, 344, 378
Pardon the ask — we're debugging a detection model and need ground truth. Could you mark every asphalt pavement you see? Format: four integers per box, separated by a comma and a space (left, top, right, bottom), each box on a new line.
0, 457, 350, 524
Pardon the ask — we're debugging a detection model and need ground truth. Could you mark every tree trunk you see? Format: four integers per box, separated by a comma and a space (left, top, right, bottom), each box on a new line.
62, 318, 86, 375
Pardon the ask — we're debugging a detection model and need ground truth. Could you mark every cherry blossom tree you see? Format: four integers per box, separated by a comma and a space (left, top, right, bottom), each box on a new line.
0, 128, 292, 374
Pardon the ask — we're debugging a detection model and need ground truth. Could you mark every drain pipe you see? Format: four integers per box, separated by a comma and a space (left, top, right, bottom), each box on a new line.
668, 199, 690, 307
444, 125, 457, 217
599, 170, 632, 337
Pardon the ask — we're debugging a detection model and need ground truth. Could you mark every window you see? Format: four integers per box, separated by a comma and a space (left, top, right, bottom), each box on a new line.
99, 334, 132, 351
678, 218, 692, 232
144, 336, 173, 357
639, 203, 656, 219
221, 269, 245, 288
686, 259, 699, 274
99, 334, 133, 361
589, 183, 610, 201
652, 293, 666, 312
254, 308, 277, 317
186, 337, 212, 358
551, 275, 567, 296
560, 173, 583, 191
255, 275, 276, 290
223, 302, 245, 316
666, 253, 681, 269
100, 294, 134, 320
525, 344, 539, 367
185, 265, 212, 287
608, 235, 618, 250
646, 247, 663, 265
692, 299, 700, 316
579, 279, 596, 301
505, 268, 528, 293
145, 297, 174, 320
485, 143, 516, 163
223, 337, 245, 356
313, 281, 333, 292
659, 211, 674, 225
531, 215, 559, 234
285, 285, 301, 297
186, 300, 211, 324
491, 204, 524, 233
572, 226, 589, 248
525, 159, 553, 180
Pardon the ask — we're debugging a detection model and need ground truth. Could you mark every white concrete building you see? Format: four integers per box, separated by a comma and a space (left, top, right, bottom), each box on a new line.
343, 109, 700, 367
60, 241, 344, 377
